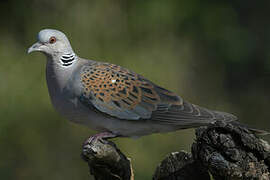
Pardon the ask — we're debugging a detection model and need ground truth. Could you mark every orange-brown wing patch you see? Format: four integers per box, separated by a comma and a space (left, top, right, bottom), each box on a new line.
80, 63, 161, 111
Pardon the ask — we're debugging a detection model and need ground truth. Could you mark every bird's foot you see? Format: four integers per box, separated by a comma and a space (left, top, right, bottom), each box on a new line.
84, 132, 117, 145
82, 132, 118, 156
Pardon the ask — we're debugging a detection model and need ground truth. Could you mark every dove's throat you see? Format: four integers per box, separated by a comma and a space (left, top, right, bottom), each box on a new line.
45, 56, 79, 95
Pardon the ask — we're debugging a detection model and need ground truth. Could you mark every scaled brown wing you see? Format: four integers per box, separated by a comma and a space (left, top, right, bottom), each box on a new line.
80, 62, 237, 123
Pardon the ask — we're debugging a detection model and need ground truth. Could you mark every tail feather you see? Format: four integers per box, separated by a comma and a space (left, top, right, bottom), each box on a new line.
248, 128, 270, 136
231, 121, 270, 136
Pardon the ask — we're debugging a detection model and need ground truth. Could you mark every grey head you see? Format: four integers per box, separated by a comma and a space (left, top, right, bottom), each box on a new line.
28, 29, 81, 93
28, 29, 74, 57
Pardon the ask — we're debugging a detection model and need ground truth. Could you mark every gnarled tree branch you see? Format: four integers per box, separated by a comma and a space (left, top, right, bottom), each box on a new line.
192, 121, 270, 180
81, 121, 270, 180
81, 138, 133, 180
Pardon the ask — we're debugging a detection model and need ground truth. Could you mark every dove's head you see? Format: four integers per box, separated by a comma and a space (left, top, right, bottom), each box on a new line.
28, 29, 74, 56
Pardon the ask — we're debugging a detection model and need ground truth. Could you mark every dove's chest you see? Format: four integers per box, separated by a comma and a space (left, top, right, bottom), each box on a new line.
45, 60, 106, 127
45, 60, 81, 117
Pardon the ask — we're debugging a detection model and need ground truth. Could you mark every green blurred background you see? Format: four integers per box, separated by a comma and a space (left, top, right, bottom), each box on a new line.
1, 0, 270, 179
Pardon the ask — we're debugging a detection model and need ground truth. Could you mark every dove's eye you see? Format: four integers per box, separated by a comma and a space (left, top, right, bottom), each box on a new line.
49, 36, 56, 44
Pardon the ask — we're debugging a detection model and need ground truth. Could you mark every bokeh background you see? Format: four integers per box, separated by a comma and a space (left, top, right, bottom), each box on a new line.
1, 0, 270, 179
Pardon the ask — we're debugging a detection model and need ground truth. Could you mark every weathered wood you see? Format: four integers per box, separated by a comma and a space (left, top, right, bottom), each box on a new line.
81, 138, 133, 180
153, 151, 210, 180
82, 121, 270, 180
192, 121, 270, 180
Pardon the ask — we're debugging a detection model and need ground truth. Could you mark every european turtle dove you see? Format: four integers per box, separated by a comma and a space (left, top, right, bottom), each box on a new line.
28, 29, 268, 142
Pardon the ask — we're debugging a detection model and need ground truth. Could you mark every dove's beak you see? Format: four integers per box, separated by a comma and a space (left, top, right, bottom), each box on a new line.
27, 42, 43, 54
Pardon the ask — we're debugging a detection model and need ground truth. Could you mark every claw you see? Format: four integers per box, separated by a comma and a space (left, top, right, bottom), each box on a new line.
82, 132, 118, 147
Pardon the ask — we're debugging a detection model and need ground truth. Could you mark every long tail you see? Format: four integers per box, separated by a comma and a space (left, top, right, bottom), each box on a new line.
231, 121, 270, 136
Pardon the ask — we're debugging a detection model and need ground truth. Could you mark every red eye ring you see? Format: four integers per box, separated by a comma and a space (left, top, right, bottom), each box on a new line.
49, 36, 56, 44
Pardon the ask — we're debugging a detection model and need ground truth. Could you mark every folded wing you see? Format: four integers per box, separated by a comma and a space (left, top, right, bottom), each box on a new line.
79, 62, 237, 125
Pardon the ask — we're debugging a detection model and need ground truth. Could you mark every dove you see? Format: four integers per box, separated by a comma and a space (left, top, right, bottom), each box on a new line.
28, 29, 268, 142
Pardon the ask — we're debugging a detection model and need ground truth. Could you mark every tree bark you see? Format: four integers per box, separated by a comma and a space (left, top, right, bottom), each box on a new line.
153, 151, 210, 180
81, 138, 133, 180
81, 121, 270, 180
192, 121, 270, 180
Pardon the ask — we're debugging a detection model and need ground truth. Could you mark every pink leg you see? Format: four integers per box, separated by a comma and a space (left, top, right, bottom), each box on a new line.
82, 132, 118, 148
81, 132, 121, 161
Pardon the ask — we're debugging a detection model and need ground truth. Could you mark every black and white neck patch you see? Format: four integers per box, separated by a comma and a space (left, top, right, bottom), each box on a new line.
60, 53, 76, 67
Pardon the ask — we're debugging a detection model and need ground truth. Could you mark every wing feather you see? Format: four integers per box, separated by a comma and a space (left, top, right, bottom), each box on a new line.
79, 62, 237, 125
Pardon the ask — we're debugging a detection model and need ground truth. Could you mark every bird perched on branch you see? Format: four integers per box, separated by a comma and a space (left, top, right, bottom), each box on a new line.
28, 29, 268, 142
